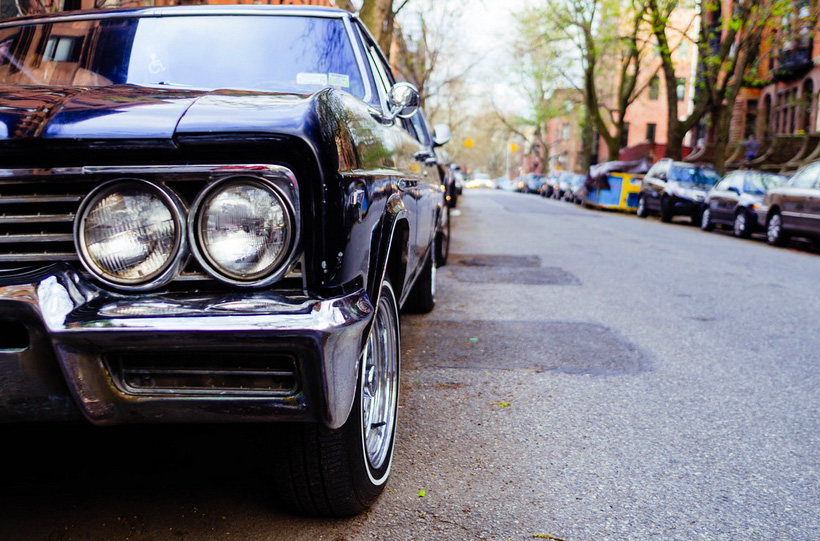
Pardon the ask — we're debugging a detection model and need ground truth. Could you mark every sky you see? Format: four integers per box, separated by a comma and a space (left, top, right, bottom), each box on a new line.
435, 0, 531, 115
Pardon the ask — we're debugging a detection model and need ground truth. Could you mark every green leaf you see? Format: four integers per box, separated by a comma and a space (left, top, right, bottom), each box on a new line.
418, 489, 426, 498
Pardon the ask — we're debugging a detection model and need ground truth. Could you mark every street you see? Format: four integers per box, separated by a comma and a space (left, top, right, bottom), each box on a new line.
3, 189, 819, 540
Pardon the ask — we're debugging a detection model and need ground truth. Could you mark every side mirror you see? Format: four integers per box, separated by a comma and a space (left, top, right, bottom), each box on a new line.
433, 124, 451, 147
388, 82, 420, 120
657, 173, 667, 181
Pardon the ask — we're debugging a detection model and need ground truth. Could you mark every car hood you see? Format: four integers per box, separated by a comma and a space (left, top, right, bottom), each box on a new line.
0, 84, 314, 142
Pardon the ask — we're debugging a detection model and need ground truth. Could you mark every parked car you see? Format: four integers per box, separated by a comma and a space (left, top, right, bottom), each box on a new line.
566, 173, 586, 203
636, 159, 721, 223
452, 166, 465, 195
552, 171, 577, 200
526, 173, 546, 194
0, 5, 450, 517
466, 173, 494, 189
758, 161, 820, 246
540, 171, 559, 197
701, 170, 787, 237
496, 177, 517, 191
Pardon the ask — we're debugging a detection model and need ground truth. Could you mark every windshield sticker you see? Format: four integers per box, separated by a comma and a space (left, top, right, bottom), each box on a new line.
328, 73, 350, 88
297, 73, 328, 86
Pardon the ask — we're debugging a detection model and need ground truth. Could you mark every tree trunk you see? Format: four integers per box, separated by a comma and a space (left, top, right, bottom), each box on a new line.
334, 0, 356, 12
360, 0, 395, 56
711, 105, 732, 175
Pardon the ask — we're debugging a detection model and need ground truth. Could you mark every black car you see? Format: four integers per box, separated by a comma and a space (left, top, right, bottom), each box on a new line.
637, 159, 721, 223
0, 5, 450, 517
701, 170, 787, 237
758, 161, 820, 245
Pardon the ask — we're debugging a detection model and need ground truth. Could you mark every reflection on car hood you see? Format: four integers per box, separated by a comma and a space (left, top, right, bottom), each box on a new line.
676, 182, 711, 191
0, 84, 313, 142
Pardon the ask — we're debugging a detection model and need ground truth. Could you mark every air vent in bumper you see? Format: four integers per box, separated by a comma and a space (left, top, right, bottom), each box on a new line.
106, 352, 299, 397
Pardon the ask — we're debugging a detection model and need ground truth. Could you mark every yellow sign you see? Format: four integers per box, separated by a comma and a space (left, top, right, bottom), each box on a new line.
464, 139, 474, 148
510, 143, 518, 152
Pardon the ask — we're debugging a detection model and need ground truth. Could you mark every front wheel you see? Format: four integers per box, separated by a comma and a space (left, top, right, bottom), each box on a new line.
660, 196, 673, 223
435, 207, 450, 267
700, 206, 714, 231
733, 209, 752, 238
636, 195, 649, 218
767, 211, 789, 246
273, 280, 400, 517
403, 251, 436, 313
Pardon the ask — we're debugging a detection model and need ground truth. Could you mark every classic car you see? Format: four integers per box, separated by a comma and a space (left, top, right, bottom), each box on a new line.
0, 5, 450, 517
700, 170, 787, 238
636, 159, 721, 223
759, 161, 820, 246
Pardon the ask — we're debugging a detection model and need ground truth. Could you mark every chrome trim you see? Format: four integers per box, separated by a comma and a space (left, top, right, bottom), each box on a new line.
342, 15, 373, 104
0, 214, 74, 224
0, 253, 77, 262
0, 195, 82, 204
0, 164, 297, 178
73, 179, 188, 291
0, 6, 350, 29
0, 234, 74, 244
0, 266, 373, 428
188, 176, 297, 287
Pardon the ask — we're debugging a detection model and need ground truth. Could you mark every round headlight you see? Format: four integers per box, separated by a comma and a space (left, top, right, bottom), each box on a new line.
193, 179, 292, 283
76, 180, 183, 288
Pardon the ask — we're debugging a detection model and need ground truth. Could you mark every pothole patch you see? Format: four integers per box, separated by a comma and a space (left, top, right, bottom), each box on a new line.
447, 254, 579, 285
403, 320, 649, 376
449, 266, 580, 285
450, 254, 541, 267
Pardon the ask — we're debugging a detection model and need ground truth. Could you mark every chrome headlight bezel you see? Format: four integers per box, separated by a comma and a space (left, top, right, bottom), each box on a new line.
74, 179, 188, 291
189, 176, 297, 287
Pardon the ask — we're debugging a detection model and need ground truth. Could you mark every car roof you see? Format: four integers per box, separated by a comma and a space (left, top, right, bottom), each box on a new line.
0, 4, 350, 28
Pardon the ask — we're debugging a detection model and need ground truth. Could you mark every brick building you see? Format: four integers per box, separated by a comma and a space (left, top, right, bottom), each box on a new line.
617, 7, 699, 160
544, 88, 585, 173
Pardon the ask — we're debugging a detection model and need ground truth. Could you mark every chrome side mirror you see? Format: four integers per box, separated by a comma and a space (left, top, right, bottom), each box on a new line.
433, 124, 451, 147
388, 82, 420, 120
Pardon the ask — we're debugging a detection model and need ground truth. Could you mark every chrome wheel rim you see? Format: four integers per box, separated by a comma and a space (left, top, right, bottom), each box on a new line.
734, 212, 746, 236
361, 290, 399, 473
768, 214, 781, 243
637, 197, 644, 215
701, 208, 710, 229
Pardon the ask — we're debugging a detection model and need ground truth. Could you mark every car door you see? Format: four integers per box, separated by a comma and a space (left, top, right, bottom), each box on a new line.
361, 35, 427, 275
781, 163, 820, 233
720, 173, 743, 222
407, 110, 440, 263
806, 177, 820, 237
708, 176, 734, 223
642, 160, 670, 211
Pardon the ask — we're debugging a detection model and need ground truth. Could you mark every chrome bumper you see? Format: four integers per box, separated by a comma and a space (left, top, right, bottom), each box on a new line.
0, 264, 372, 428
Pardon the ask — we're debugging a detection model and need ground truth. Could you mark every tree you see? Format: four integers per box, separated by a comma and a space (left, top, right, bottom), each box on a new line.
646, 0, 781, 170
520, 0, 656, 168
357, 0, 412, 57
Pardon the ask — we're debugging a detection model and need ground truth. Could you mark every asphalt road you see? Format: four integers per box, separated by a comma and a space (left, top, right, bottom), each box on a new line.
3, 189, 818, 540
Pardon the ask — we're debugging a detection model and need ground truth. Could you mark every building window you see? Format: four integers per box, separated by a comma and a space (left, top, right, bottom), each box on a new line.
646, 123, 656, 142
676, 77, 686, 101
649, 77, 660, 100
621, 122, 630, 149
562, 123, 571, 141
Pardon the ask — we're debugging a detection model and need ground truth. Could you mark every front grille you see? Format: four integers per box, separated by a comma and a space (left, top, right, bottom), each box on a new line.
0, 170, 302, 283
106, 352, 300, 396
0, 178, 92, 268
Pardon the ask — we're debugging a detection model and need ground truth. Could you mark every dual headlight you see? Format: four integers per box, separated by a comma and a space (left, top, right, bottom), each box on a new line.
75, 178, 295, 290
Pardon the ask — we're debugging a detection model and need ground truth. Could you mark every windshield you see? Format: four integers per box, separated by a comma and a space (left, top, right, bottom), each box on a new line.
0, 15, 366, 98
744, 172, 787, 195
669, 164, 721, 186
